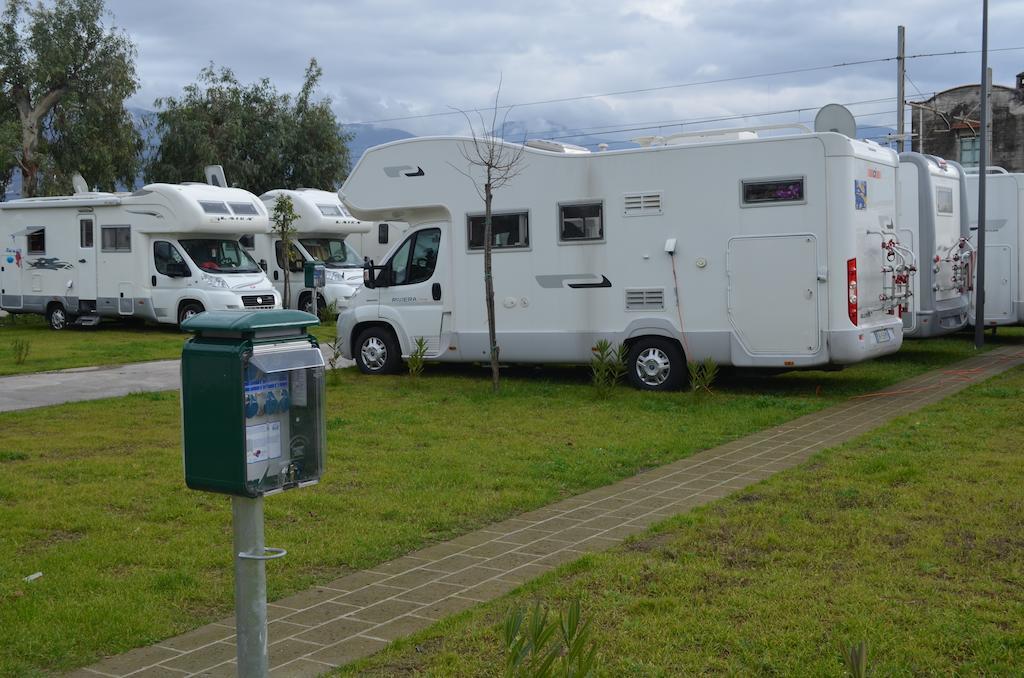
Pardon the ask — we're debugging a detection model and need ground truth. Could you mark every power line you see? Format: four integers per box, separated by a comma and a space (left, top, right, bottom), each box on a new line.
346, 46, 1024, 126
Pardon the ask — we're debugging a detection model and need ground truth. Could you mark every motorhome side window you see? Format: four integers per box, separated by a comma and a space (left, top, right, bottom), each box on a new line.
936, 187, 954, 215
274, 240, 304, 273
27, 228, 45, 253
80, 219, 94, 247
378, 223, 389, 245
467, 212, 529, 249
741, 178, 805, 205
199, 201, 230, 215
154, 241, 189, 277
559, 203, 603, 241
386, 228, 440, 285
317, 204, 343, 217
101, 226, 131, 252
238, 234, 255, 250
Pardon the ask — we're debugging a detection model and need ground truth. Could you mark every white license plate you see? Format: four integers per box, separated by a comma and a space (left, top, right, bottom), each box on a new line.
874, 329, 891, 343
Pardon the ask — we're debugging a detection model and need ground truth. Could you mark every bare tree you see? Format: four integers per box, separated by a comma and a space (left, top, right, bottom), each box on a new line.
450, 79, 526, 393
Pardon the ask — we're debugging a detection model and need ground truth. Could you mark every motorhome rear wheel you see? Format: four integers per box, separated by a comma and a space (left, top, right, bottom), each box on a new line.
46, 303, 69, 331
626, 338, 684, 391
354, 326, 401, 375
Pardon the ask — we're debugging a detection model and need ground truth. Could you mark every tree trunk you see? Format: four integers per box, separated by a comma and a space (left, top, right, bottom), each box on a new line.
483, 181, 500, 392
15, 86, 68, 198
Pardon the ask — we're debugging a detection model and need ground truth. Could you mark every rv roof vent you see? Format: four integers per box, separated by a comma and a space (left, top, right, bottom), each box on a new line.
623, 192, 662, 217
625, 288, 665, 311
525, 139, 590, 154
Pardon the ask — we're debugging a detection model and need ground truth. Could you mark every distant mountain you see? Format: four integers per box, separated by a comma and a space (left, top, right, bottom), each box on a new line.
344, 123, 415, 165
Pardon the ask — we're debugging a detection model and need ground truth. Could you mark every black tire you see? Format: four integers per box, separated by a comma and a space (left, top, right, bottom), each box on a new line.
46, 303, 69, 331
299, 293, 326, 319
354, 326, 402, 375
178, 301, 204, 328
625, 337, 684, 391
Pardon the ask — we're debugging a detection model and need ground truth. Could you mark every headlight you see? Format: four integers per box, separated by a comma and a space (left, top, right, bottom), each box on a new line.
201, 272, 229, 289
325, 269, 345, 284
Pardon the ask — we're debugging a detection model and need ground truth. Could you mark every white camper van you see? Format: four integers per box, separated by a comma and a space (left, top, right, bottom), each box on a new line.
966, 169, 1024, 327
896, 152, 971, 337
336, 130, 911, 390
251, 188, 371, 314
0, 183, 280, 329
348, 221, 409, 266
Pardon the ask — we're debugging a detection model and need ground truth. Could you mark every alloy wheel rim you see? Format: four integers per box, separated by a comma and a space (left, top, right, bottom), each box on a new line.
636, 347, 671, 386
51, 309, 66, 329
361, 337, 387, 370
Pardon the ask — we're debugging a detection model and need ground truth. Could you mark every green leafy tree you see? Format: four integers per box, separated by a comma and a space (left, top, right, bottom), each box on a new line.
146, 58, 351, 195
271, 194, 299, 308
0, 0, 141, 197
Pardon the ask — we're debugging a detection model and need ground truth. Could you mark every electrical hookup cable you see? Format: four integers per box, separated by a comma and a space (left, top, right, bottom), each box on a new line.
668, 249, 692, 360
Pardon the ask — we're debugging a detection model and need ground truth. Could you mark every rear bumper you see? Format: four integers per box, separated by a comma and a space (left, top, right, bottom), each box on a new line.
828, 318, 903, 364
907, 296, 969, 338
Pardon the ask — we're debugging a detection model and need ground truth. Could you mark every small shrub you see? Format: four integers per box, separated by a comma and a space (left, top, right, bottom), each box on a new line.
590, 339, 626, 397
11, 338, 30, 365
407, 336, 428, 377
688, 357, 718, 394
320, 300, 340, 324
503, 599, 598, 678
327, 336, 345, 384
843, 640, 868, 678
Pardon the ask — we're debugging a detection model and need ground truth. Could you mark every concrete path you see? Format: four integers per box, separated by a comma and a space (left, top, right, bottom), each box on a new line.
0, 346, 350, 414
73, 346, 1024, 678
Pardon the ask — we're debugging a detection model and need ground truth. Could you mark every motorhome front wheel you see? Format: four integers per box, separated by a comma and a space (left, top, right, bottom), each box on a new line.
46, 303, 68, 331
626, 338, 683, 391
355, 327, 401, 375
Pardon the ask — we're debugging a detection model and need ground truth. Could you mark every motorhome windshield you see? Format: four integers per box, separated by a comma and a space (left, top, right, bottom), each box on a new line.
179, 238, 262, 273
299, 237, 362, 268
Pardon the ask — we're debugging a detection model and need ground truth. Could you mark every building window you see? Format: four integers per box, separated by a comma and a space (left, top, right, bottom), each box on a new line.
741, 178, 805, 205
468, 212, 529, 249
101, 226, 131, 252
559, 203, 604, 241
27, 228, 45, 254
959, 136, 980, 167
80, 219, 94, 248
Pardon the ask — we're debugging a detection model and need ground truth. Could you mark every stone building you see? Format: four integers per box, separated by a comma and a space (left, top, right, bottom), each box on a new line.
908, 72, 1024, 171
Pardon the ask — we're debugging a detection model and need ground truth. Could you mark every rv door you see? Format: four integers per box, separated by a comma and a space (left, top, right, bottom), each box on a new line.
378, 227, 445, 356
76, 216, 97, 306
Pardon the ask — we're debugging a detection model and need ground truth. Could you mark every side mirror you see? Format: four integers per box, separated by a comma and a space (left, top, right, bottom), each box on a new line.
259, 258, 268, 272
363, 259, 376, 289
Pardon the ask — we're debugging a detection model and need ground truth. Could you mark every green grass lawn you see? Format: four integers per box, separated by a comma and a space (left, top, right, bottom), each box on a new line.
341, 367, 1024, 677
0, 330, 1019, 675
0, 314, 337, 376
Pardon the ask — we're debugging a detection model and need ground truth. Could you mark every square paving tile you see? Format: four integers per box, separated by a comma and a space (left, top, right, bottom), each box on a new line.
293, 616, 373, 646
87, 645, 182, 676
368, 555, 430, 576
158, 625, 233, 652
349, 598, 422, 624
281, 602, 358, 628
367, 614, 436, 641
416, 596, 479, 620
124, 666, 188, 677
159, 642, 236, 674
275, 587, 342, 611
270, 658, 333, 677
306, 635, 388, 667
461, 577, 521, 601
269, 638, 323, 668
408, 541, 467, 561
500, 563, 554, 584
462, 540, 518, 559
425, 553, 487, 573
545, 525, 604, 544
322, 571, 387, 593
333, 584, 406, 608
395, 581, 467, 605
379, 567, 444, 590
439, 565, 503, 587
190, 660, 236, 677
480, 550, 538, 573
495, 528, 561, 545
514, 538, 573, 557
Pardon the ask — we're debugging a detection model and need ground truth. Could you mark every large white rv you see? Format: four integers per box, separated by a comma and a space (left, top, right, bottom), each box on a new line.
336, 130, 911, 390
896, 152, 971, 337
966, 169, 1024, 327
253, 188, 371, 314
0, 183, 280, 329
349, 220, 410, 265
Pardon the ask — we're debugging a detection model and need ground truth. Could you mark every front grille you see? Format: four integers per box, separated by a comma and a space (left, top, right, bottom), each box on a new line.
242, 295, 274, 308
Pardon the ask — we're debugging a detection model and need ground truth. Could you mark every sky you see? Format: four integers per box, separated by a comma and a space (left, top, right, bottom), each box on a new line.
106, 0, 1024, 146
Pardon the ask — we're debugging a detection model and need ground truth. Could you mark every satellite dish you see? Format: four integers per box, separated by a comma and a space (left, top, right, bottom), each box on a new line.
814, 103, 857, 138
204, 164, 227, 187
71, 173, 89, 194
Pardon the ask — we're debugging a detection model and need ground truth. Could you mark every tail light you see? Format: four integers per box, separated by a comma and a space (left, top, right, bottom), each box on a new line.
847, 258, 858, 326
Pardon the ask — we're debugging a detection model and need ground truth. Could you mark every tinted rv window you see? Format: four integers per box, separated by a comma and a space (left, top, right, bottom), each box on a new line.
101, 226, 131, 252
560, 203, 603, 241
468, 212, 529, 249
27, 228, 45, 254
154, 241, 188, 276
936, 187, 954, 214
199, 201, 230, 215
228, 202, 259, 216
80, 219, 94, 247
378, 223, 389, 244
274, 240, 304, 273
385, 228, 440, 286
741, 178, 804, 205
239, 234, 255, 250
182, 238, 261, 273
317, 204, 343, 217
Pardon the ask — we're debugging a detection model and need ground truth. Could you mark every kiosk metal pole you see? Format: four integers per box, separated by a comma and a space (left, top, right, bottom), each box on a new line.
232, 496, 269, 678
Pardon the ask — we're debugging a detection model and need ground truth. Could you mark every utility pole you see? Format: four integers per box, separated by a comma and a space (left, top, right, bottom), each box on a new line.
974, 1, 989, 349
896, 25, 906, 152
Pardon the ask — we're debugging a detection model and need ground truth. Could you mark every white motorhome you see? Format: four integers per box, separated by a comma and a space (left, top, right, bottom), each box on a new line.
252, 188, 371, 314
336, 130, 911, 390
0, 183, 280, 329
896, 152, 971, 337
965, 168, 1024, 327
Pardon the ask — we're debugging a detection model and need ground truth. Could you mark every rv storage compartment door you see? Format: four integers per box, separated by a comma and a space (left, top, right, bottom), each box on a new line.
983, 245, 1013, 322
727, 235, 820, 355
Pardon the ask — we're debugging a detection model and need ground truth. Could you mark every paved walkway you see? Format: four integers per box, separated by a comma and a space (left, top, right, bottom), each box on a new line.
0, 347, 349, 413
73, 346, 1024, 678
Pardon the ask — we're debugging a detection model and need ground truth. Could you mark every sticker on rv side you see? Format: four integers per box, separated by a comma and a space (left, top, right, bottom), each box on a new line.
866, 168, 882, 179
4, 248, 22, 267
854, 180, 867, 210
